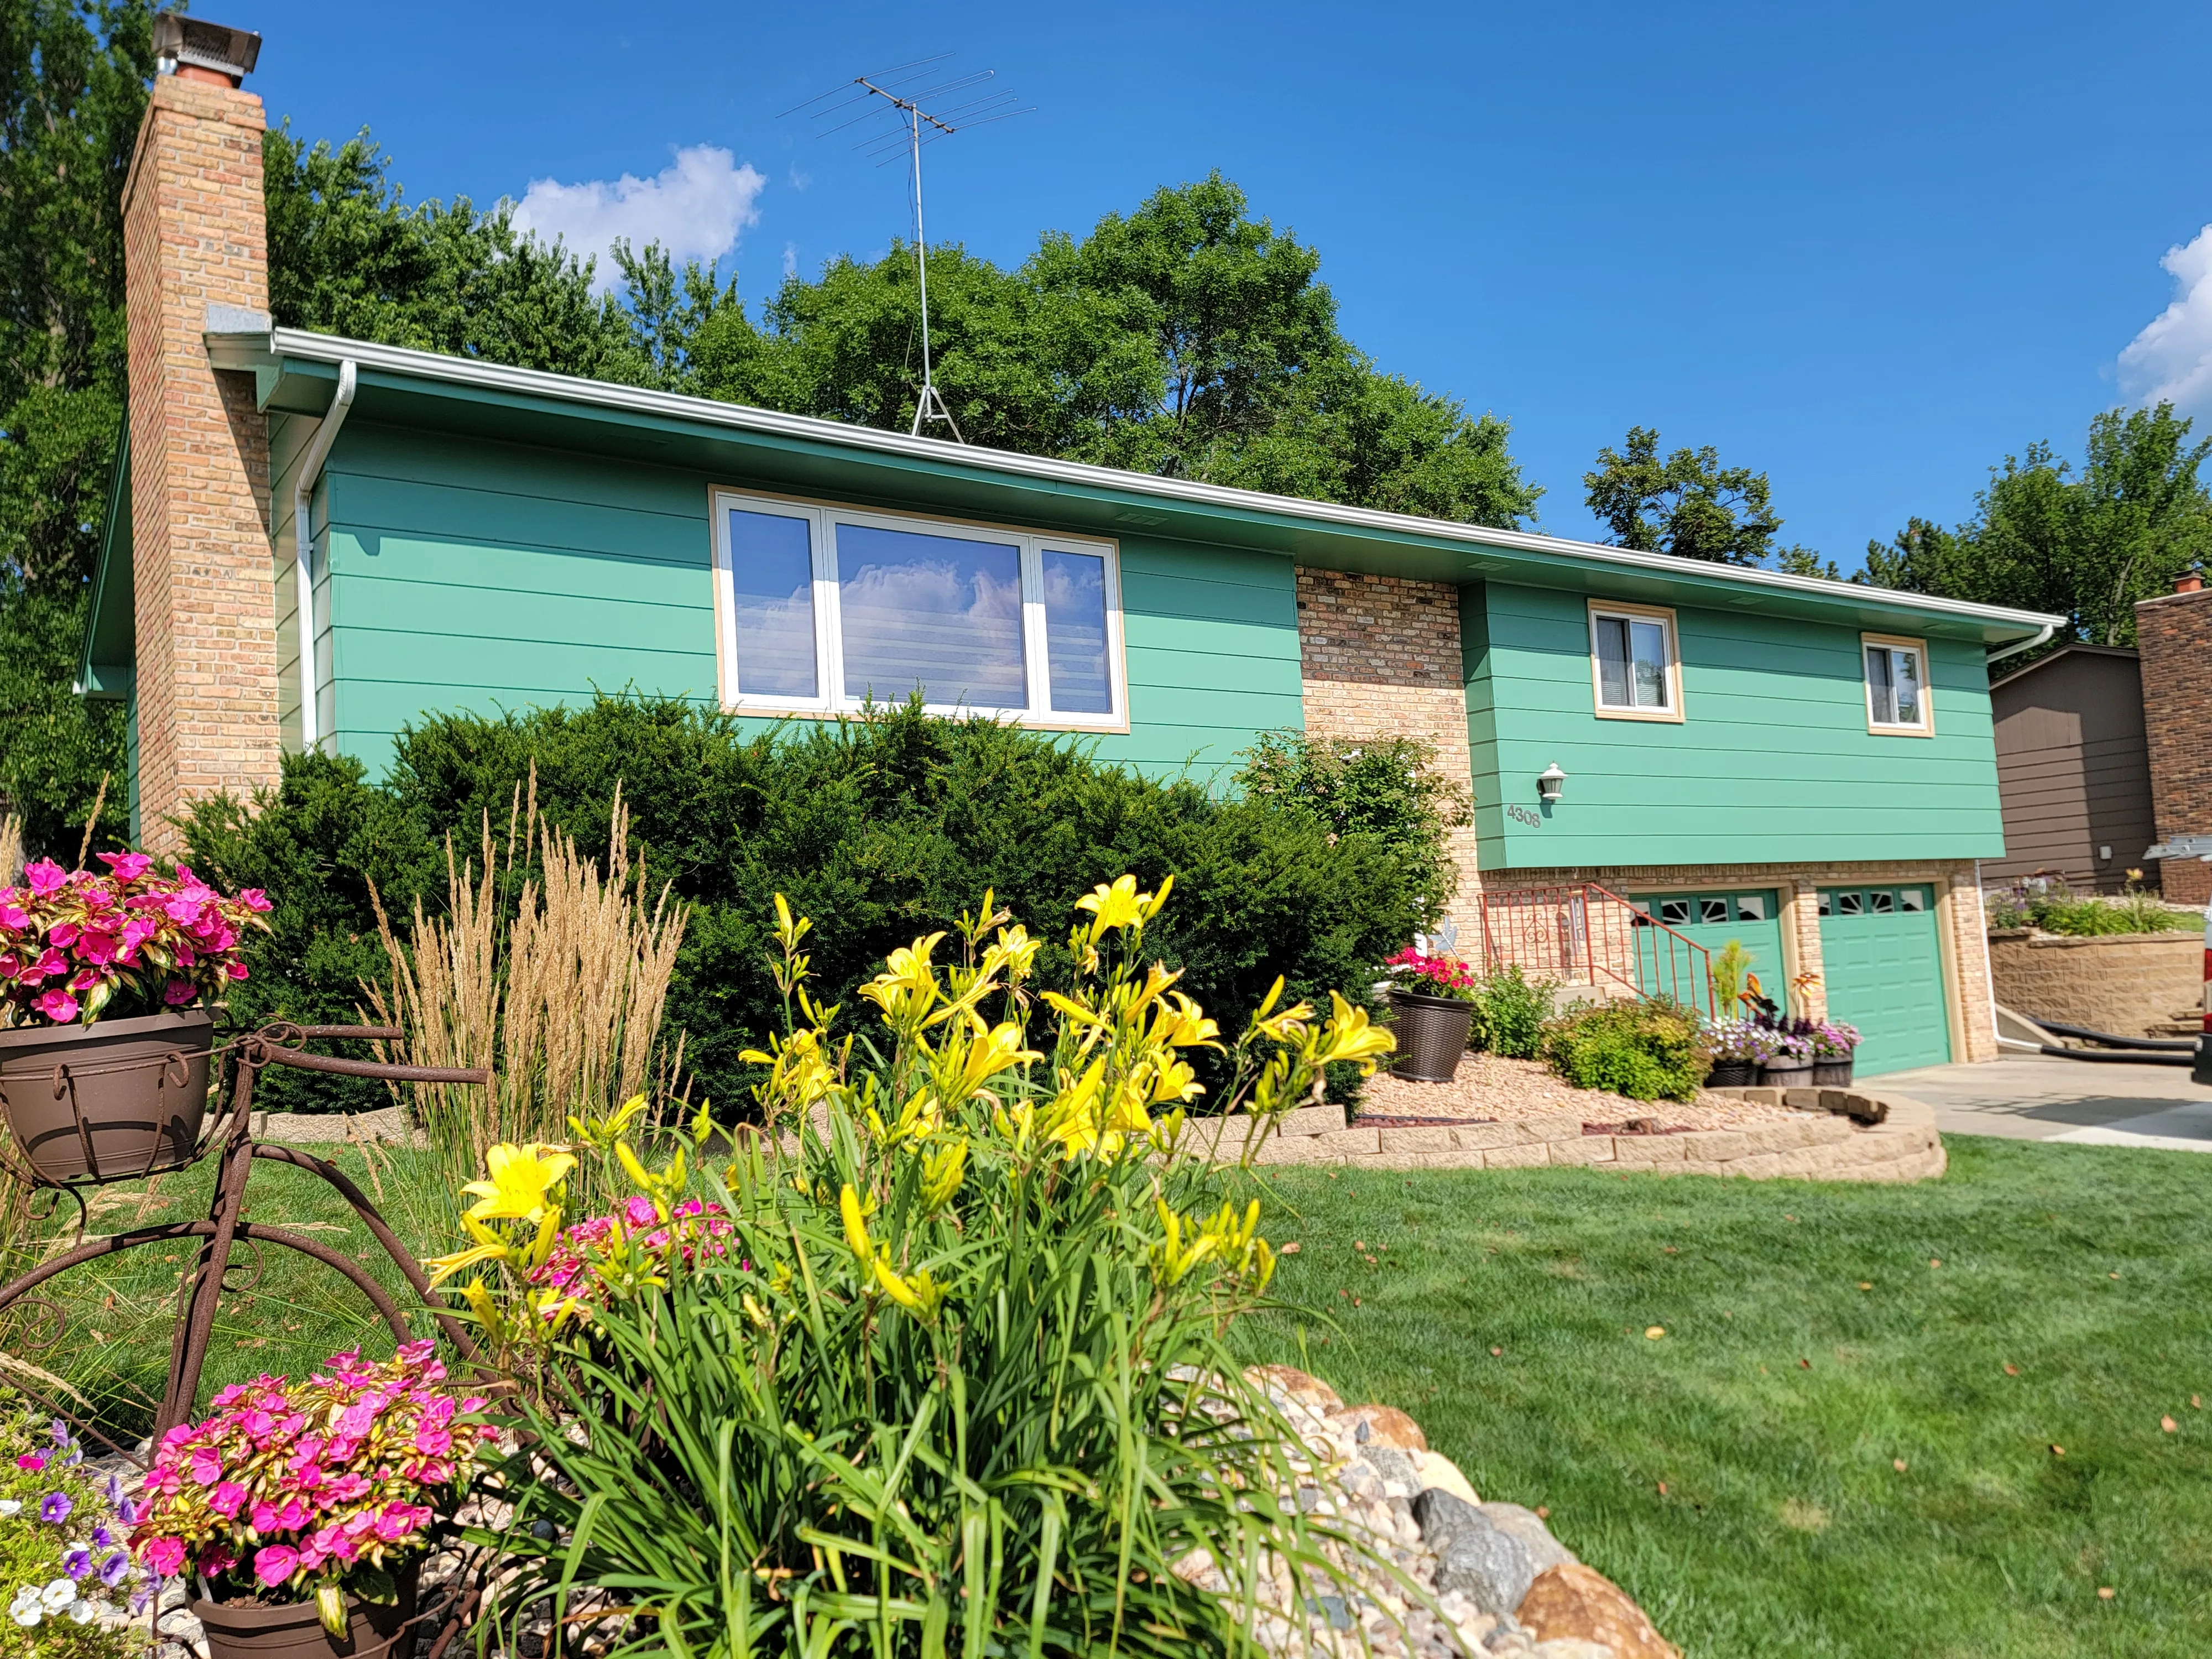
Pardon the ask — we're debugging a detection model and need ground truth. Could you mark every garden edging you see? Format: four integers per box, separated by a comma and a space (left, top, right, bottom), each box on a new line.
1193, 1091, 1945, 1181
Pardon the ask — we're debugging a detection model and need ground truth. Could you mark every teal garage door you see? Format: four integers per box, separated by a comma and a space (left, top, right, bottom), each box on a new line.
1817, 885, 1950, 1075
1630, 889, 1787, 1012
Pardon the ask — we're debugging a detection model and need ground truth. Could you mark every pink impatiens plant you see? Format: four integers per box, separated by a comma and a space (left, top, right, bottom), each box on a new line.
0, 854, 270, 1026
129, 1344, 491, 1636
1383, 945, 1478, 1002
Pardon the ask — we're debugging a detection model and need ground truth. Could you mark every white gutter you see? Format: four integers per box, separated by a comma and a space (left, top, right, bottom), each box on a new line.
1984, 622, 2056, 667
257, 327, 2066, 646
290, 359, 356, 752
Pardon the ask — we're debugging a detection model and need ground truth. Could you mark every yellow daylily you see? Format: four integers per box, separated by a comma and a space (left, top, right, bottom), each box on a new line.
566, 1093, 648, 1152
1074, 873, 1173, 935
1316, 992, 1396, 1071
870, 1256, 945, 1320
860, 933, 948, 1029
920, 1135, 968, 1211
931, 1019, 1042, 1105
462, 1141, 575, 1224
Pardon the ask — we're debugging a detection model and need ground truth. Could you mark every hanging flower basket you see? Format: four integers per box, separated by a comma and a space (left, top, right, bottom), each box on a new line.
0, 1008, 213, 1184
192, 1566, 418, 1659
0, 852, 270, 1185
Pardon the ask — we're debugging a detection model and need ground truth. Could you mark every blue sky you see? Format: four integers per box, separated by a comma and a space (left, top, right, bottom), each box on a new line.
243, 0, 2212, 567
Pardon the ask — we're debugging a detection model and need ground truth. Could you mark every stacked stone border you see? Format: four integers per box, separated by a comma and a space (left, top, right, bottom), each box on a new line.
1986, 926, 2203, 1039
1193, 1089, 1945, 1181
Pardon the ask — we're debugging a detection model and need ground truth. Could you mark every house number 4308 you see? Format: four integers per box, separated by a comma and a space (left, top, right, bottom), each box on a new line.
1507, 804, 1544, 828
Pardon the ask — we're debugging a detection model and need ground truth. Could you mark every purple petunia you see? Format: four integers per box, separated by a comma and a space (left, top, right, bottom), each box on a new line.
37, 1491, 70, 1524
98, 1551, 131, 1589
113, 1496, 137, 1526
61, 1547, 91, 1581
47, 1420, 70, 1447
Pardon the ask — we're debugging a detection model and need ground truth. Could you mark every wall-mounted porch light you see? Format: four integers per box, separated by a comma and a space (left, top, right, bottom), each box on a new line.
1537, 763, 1568, 805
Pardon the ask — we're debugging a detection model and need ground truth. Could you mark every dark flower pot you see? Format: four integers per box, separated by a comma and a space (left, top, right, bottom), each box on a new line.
1811, 1056, 1855, 1087
1706, 1061, 1756, 1088
195, 1566, 417, 1659
1757, 1061, 1815, 1090
1387, 990, 1475, 1083
0, 1009, 212, 1185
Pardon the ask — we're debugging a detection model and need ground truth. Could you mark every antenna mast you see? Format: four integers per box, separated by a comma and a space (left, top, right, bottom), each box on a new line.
785, 58, 1033, 444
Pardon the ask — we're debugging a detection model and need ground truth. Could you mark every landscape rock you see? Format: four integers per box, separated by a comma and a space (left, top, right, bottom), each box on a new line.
1415, 1449, 1481, 1506
1245, 1363, 1344, 1412
1331, 1402, 1429, 1449
1516, 1563, 1681, 1659
1415, 1490, 1536, 1615
1478, 1501, 1577, 1574
1531, 1641, 1620, 1658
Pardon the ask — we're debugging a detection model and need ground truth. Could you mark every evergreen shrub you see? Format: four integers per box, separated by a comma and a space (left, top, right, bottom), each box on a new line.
180, 698, 1441, 1115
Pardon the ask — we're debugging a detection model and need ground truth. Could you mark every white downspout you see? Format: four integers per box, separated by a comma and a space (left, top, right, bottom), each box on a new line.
293, 360, 357, 752
1984, 622, 2055, 669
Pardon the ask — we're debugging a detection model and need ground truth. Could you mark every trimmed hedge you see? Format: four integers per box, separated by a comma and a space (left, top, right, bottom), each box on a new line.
181, 698, 1442, 1114
1540, 999, 1709, 1103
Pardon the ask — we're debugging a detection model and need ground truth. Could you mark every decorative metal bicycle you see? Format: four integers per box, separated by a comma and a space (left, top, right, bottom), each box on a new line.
0, 1020, 489, 1457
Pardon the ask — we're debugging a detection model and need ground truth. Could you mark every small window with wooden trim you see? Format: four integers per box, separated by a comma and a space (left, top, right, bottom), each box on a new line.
1861, 633, 1933, 735
1587, 601, 1683, 721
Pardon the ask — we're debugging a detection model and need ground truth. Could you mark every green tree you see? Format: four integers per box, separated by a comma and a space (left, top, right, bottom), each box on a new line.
264, 125, 641, 379
0, 0, 151, 858
1583, 425, 1788, 565
1862, 405, 2212, 646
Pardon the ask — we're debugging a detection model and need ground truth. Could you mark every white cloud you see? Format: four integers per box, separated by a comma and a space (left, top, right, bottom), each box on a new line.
2118, 223, 2212, 415
511, 145, 766, 290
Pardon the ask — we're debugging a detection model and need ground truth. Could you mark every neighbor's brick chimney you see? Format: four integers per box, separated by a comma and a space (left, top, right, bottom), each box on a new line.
121, 18, 279, 853
2137, 571, 2212, 904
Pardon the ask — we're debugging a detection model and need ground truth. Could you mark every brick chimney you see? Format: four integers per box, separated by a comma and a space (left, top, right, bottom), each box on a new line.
2137, 578, 2212, 904
121, 15, 278, 853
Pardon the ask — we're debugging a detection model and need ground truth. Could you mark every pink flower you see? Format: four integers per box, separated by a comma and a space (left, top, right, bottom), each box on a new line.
623, 1195, 659, 1227
226, 961, 249, 982
239, 889, 273, 912
335, 1397, 382, 1438
372, 1503, 429, 1543
413, 1426, 452, 1457
325, 1474, 371, 1503
199, 1544, 236, 1576
188, 1447, 223, 1487
209, 1481, 248, 1519
164, 981, 196, 1005
49, 922, 79, 948
15, 1452, 44, 1472
141, 1537, 186, 1577
252, 1545, 298, 1587
33, 988, 80, 1023
23, 859, 67, 896
0, 905, 27, 930
98, 852, 154, 881
249, 1500, 280, 1532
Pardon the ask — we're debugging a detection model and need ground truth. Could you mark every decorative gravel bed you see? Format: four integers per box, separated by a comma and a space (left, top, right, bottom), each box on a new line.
1357, 1052, 1799, 1133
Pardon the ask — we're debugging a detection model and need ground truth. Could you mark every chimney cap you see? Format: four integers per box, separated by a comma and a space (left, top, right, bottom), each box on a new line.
2177, 567, 2205, 596
153, 13, 261, 84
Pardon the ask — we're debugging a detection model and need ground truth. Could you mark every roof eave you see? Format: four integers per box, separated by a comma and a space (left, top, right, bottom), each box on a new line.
260, 327, 2065, 646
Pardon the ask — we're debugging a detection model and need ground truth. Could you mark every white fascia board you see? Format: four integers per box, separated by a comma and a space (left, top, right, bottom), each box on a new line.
267, 327, 2066, 643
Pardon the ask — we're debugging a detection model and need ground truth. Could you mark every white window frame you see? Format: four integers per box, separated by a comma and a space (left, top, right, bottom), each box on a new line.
1861, 633, 1934, 736
1586, 599, 1685, 722
708, 486, 1129, 731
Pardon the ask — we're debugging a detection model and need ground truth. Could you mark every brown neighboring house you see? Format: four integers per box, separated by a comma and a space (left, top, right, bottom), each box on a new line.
1987, 643, 2159, 893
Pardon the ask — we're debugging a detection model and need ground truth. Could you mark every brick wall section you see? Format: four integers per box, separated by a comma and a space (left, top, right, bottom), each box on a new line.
122, 76, 279, 853
2136, 586, 2212, 904
1294, 568, 1485, 937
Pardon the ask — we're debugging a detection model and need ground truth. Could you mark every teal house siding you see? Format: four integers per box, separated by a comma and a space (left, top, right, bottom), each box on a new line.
1468, 581, 2006, 870
278, 421, 1303, 785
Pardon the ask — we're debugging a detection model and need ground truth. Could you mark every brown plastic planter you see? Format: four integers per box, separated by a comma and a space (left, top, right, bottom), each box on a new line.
1757, 1060, 1815, 1089
0, 1009, 213, 1184
1811, 1055, 1855, 1087
1387, 989, 1475, 1083
194, 1567, 417, 1659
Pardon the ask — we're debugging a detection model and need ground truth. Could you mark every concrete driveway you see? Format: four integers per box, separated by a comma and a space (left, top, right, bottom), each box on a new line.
1877, 1053, 2212, 1152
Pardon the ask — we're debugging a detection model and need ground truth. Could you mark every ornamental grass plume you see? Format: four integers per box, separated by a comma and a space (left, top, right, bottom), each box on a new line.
128, 1344, 491, 1638
446, 877, 1405, 1659
368, 773, 688, 1219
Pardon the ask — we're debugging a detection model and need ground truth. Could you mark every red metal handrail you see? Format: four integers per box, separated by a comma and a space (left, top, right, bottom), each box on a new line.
1472, 881, 1715, 1020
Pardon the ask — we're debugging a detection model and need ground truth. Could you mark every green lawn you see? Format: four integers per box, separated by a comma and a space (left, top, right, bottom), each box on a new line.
1232, 1136, 2212, 1659
23, 1132, 2212, 1656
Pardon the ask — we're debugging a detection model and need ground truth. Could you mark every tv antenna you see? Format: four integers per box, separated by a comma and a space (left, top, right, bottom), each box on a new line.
782, 56, 1033, 442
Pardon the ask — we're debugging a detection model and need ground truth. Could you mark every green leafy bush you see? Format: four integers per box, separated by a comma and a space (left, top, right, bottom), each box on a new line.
1234, 728, 1468, 917
1469, 963, 1556, 1059
450, 879, 1400, 1658
181, 697, 1439, 1115
1985, 878, 2199, 938
1540, 999, 1709, 1102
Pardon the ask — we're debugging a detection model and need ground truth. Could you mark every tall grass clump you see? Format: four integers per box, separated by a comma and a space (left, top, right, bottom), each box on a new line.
369, 780, 687, 1218
432, 876, 1402, 1658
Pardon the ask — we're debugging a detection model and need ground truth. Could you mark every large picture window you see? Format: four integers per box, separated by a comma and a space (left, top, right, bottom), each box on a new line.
710, 490, 1126, 727
1587, 601, 1683, 721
